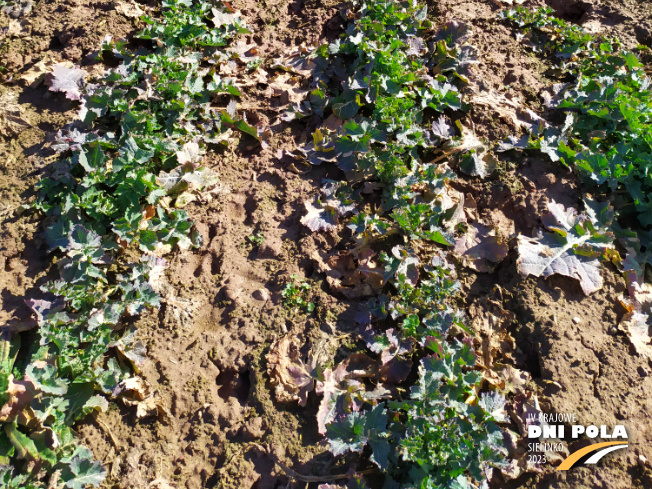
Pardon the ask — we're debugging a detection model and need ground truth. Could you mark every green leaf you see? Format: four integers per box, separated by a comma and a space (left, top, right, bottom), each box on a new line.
26, 363, 68, 395
333, 91, 363, 119
368, 436, 391, 470
458, 150, 496, 178
0, 430, 15, 465
67, 225, 102, 250
414, 6, 427, 22
4, 424, 39, 462
64, 456, 106, 489
221, 111, 259, 140
624, 51, 642, 69
326, 412, 366, 455
64, 382, 95, 423
76, 143, 106, 173
81, 395, 110, 417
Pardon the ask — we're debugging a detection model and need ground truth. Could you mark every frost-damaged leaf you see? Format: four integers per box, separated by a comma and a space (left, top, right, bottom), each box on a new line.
110, 328, 147, 374
156, 165, 220, 195
52, 127, 92, 153
0, 91, 30, 137
266, 335, 315, 406
0, 375, 36, 422
454, 223, 508, 272
362, 326, 415, 383
434, 21, 472, 46
452, 124, 496, 178
621, 311, 652, 359
470, 86, 544, 132
431, 115, 453, 139
468, 298, 517, 373
479, 391, 508, 422
1, 0, 33, 18
406, 36, 425, 57
112, 377, 172, 422
301, 188, 356, 233
175, 141, 203, 166
142, 254, 168, 294
316, 353, 386, 434
265, 71, 309, 105
272, 52, 316, 77
516, 200, 615, 295
112, 376, 149, 400
621, 245, 650, 296
20, 59, 49, 87
337, 250, 386, 298
211, 7, 237, 27
134, 396, 173, 421
115, 0, 144, 18
301, 198, 337, 232
509, 393, 569, 470
517, 232, 603, 294
148, 479, 178, 489
316, 249, 385, 299
45, 64, 88, 101
226, 40, 258, 63
619, 284, 652, 358
25, 297, 65, 324
486, 364, 530, 394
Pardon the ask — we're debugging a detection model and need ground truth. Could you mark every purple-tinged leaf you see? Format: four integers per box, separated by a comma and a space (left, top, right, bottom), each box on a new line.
435, 21, 472, 46
45, 64, 88, 101
360, 324, 388, 354
517, 200, 615, 295
431, 115, 453, 139
301, 198, 337, 232
25, 298, 65, 323
354, 309, 372, 326
316, 353, 375, 434
406, 36, 425, 56
454, 222, 509, 272
52, 127, 92, 153
379, 357, 412, 383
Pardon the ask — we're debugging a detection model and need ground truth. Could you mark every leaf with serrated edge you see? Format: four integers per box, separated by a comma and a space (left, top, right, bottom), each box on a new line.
622, 311, 652, 358
454, 223, 508, 272
517, 232, 602, 294
301, 199, 337, 232
45, 64, 87, 101
65, 456, 106, 489
516, 200, 614, 295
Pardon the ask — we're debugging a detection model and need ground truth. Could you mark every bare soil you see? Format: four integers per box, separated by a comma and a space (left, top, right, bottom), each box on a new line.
3, 0, 652, 488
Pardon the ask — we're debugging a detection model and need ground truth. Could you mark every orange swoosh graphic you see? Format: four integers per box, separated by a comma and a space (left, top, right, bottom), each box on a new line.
556, 441, 629, 471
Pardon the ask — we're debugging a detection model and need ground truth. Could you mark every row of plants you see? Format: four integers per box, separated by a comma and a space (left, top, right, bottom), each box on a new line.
289, 1, 508, 487
500, 7, 652, 291
0, 1, 255, 486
